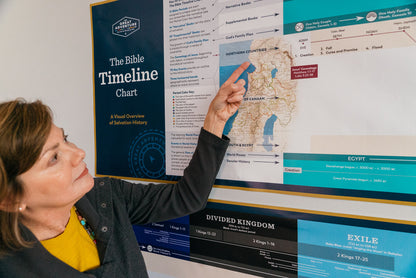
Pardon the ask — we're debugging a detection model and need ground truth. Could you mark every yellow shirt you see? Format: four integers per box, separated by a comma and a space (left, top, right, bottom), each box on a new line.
41, 207, 100, 272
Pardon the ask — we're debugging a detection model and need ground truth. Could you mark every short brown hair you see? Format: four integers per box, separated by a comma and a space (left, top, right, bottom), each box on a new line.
0, 99, 52, 255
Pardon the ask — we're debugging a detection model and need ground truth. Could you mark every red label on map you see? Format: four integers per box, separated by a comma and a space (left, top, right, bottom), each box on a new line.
291, 64, 318, 80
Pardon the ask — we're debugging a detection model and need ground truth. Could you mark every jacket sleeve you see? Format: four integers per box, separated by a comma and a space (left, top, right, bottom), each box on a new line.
112, 128, 229, 225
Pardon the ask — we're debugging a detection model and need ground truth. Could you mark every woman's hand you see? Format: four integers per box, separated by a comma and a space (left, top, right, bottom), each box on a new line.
203, 62, 250, 137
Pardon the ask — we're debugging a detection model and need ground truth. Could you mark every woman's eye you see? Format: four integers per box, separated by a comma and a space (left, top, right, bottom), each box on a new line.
64, 134, 69, 142
50, 153, 58, 164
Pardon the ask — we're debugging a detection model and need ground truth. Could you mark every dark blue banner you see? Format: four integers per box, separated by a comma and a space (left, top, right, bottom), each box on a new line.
91, 0, 175, 181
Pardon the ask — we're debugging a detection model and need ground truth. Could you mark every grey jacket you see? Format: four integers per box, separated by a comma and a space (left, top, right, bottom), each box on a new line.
0, 129, 229, 277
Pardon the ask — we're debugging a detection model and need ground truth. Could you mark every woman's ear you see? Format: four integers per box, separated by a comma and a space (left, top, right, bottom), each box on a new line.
17, 203, 26, 212
0, 199, 24, 212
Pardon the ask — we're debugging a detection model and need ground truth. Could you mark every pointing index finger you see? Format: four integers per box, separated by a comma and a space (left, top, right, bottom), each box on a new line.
222, 61, 250, 87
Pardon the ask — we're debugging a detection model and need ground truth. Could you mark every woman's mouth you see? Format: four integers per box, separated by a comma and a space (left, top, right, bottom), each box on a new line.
76, 167, 89, 181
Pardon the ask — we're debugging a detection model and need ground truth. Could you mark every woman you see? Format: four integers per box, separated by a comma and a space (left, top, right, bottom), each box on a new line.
0, 62, 250, 277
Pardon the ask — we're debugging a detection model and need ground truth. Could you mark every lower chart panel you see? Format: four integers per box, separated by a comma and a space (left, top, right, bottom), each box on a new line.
135, 201, 416, 277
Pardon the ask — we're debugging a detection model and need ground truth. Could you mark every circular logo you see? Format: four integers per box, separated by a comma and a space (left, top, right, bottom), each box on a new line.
366, 12, 377, 22
147, 245, 153, 252
295, 22, 304, 32
128, 129, 166, 179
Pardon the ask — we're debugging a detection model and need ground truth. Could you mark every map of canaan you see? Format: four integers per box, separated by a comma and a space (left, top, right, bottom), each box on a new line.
224, 37, 298, 153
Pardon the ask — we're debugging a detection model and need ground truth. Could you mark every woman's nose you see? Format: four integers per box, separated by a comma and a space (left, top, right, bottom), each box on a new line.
70, 143, 85, 166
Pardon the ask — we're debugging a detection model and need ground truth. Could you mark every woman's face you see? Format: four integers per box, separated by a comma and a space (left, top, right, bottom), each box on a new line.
19, 124, 94, 210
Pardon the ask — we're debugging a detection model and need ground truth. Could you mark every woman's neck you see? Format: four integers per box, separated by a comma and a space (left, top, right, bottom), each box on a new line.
20, 205, 72, 241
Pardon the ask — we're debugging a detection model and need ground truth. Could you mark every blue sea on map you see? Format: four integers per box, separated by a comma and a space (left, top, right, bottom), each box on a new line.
263, 114, 278, 151
271, 68, 278, 78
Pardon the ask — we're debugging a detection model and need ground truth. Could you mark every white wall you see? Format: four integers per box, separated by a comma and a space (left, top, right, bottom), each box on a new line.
0, 0, 95, 169
0, 1, 256, 277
